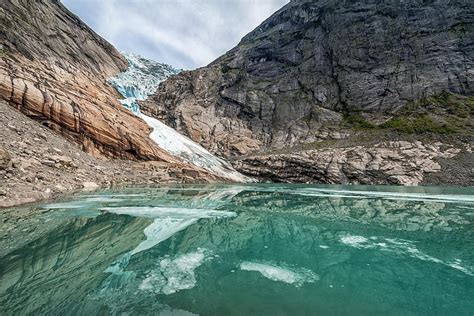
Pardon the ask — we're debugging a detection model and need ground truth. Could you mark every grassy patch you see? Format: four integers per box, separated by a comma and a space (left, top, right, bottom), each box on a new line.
380, 115, 454, 134
342, 113, 376, 130
423, 92, 473, 118
343, 92, 474, 136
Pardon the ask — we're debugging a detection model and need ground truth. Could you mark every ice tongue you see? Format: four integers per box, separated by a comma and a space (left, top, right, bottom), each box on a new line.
109, 53, 249, 182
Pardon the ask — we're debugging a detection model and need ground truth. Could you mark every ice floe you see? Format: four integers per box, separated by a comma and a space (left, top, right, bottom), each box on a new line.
296, 188, 474, 204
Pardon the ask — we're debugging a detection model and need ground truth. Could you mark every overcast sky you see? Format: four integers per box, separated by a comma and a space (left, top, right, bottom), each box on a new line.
63, 0, 288, 69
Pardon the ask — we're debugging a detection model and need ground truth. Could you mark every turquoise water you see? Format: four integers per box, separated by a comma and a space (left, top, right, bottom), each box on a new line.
0, 184, 473, 315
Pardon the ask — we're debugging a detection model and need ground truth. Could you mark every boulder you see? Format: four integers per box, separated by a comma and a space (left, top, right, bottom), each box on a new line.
0, 147, 11, 170
82, 182, 99, 191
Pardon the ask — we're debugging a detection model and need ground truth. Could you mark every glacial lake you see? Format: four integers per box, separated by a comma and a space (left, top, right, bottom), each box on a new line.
0, 184, 473, 315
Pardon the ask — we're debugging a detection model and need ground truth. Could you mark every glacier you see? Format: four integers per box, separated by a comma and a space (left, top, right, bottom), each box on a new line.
109, 53, 179, 114
109, 53, 249, 182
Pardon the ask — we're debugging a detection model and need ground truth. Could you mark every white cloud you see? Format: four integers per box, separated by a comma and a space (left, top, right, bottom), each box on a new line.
63, 0, 289, 69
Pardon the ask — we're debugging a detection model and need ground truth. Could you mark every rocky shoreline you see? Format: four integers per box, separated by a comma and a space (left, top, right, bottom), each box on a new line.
0, 101, 223, 209
233, 140, 473, 186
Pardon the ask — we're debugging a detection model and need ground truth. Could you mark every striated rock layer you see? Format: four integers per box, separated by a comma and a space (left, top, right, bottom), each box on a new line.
0, 0, 175, 161
144, 0, 474, 185
234, 141, 470, 185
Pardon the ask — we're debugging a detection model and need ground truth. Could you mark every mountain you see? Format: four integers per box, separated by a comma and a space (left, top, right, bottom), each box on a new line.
1, 0, 473, 192
144, 0, 474, 185
0, 0, 175, 161
0, 1, 233, 207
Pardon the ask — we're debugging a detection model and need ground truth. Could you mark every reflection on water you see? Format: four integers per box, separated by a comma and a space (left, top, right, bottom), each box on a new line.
0, 184, 473, 315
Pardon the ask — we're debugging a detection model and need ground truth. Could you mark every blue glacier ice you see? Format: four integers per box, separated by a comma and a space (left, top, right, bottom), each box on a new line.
109, 53, 249, 182
108, 53, 180, 114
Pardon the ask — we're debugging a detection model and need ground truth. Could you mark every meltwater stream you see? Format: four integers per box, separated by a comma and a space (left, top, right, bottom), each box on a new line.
0, 184, 473, 315
109, 53, 247, 182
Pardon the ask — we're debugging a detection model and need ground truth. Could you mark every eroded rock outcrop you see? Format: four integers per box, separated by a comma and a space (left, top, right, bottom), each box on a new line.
234, 141, 467, 185
0, 0, 175, 161
0, 146, 10, 170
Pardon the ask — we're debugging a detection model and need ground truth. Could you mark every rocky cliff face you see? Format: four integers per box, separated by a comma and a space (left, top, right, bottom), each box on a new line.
0, 0, 176, 161
145, 0, 474, 185
234, 140, 466, 185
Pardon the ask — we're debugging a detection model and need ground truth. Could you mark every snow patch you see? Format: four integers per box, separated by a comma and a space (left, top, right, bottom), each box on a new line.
140, 113, 248, 182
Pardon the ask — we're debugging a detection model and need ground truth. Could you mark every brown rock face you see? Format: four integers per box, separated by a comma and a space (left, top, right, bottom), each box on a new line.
0, 0, 175, 161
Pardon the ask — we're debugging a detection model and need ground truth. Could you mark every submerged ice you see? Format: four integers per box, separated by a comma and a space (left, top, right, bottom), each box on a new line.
102, 206, 235, 272
93, 206, 236, 312
109, 53, 248, 182
340, 235, 474, 276
140, 249, 214, 295
240, 261, 319, 287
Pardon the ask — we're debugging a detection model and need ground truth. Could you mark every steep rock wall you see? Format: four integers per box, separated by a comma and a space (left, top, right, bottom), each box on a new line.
146, 0, 473, 157
0, 0, 175, 161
